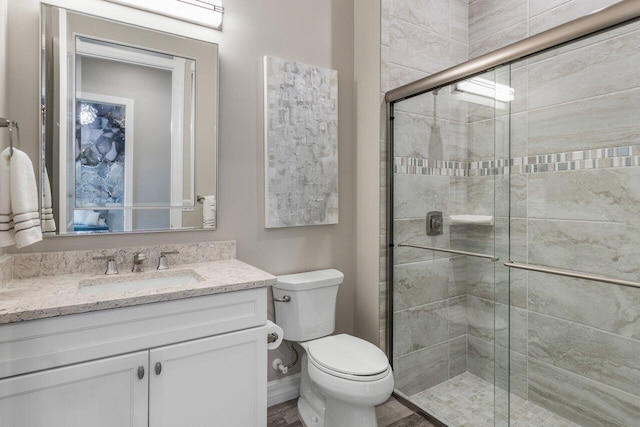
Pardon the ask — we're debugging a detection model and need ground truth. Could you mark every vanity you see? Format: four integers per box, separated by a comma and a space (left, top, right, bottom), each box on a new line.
0, 2, 280, 425
0, 241, 276, 426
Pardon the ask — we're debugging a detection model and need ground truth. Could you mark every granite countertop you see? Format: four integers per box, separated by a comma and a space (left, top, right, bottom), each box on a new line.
0, 259, 276, 325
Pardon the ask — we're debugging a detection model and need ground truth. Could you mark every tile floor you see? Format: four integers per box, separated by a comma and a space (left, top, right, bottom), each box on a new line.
411, 372, 579, 427
267, 396, 435, 427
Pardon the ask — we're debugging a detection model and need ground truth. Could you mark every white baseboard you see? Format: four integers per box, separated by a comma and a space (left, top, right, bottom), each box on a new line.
267, 373, 301, 407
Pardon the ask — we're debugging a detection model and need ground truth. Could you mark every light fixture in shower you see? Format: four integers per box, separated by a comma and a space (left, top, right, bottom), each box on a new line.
452, 77, 515, 102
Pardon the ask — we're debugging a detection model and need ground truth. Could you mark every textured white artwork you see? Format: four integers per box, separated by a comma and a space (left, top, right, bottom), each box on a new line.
264, 56, 339, 228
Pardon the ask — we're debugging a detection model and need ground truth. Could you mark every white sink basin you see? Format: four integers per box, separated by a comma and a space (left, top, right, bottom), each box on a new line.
77, 270, 204, 296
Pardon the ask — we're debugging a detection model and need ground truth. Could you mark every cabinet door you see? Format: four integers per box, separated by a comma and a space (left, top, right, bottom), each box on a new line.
149, 327, 267, 427
0, 351, 149, 427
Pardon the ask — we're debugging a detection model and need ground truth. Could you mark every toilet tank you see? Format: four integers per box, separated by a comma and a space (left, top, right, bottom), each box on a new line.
273, 269, 343, 342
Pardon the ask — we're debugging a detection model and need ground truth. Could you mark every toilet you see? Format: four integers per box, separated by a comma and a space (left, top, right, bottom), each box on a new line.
273, 269, 394, 427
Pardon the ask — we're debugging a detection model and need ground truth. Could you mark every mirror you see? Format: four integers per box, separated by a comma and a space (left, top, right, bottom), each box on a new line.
41, 5, 218, 235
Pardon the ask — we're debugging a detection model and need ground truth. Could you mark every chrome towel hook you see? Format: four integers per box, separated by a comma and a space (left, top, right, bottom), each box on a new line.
1, 118, 19, 156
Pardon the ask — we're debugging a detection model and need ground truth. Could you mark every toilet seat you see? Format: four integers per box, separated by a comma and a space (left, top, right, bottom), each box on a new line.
305, 334, 390, 382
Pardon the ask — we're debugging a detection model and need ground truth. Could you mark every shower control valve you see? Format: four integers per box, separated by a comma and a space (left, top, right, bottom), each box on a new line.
426, 211, 443, 236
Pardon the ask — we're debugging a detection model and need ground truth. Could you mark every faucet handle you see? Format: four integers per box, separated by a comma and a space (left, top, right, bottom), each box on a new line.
132, 253, 147, 273
134, 252, 147, 261
160, 250, 179, 257
158, 250, 179, 270
92, 255, 118, 275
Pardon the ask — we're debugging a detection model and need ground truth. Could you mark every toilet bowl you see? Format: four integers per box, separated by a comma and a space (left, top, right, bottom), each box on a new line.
273, 270, 394, 427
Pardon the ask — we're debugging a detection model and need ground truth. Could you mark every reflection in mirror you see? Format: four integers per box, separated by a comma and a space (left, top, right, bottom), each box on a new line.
41, 5, 218, 235
73, 37, 195, 232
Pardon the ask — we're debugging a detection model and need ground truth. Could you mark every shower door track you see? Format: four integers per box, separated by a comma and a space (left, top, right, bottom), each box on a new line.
397, 243, 499, 261
503, 261, 640, 289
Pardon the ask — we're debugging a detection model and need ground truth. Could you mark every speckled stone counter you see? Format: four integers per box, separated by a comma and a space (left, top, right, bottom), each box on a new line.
0, 241, 276, 325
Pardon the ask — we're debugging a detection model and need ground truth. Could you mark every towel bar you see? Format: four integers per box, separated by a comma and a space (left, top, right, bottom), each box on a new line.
396, 243, 499, 261
503, 261, 640, 289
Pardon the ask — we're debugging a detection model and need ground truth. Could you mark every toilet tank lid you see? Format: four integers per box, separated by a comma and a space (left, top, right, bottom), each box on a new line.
274, 269, 344, 291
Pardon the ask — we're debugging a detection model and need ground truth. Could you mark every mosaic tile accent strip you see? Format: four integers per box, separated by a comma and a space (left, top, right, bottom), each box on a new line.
411, 372, 579, 427
395, 144, 640, 177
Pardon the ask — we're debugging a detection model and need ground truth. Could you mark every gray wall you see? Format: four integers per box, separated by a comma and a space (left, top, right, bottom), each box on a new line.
354, 0, 382, 347
0, 0, 6, 153
6, 0, 355, 383
0, 0, 7, 260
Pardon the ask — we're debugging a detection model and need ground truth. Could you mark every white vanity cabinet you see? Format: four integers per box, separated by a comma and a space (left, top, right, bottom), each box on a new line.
149, 327, 266, 427
0, 288, 268, 427
0, 351, 149, 427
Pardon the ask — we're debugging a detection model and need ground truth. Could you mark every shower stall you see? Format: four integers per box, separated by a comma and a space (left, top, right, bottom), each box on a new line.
386, 1, 640, 426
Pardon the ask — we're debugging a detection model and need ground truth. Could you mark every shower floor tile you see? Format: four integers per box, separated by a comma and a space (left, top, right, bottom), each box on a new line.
411, 372, 579, 427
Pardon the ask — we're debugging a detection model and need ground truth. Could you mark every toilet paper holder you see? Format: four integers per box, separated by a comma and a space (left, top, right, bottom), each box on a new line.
267, 332, 279, 344
266, 320, 284, 350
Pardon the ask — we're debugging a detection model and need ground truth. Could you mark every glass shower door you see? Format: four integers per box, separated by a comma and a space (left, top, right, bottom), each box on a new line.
390, 67, 511, 427
504, 16, 640, 427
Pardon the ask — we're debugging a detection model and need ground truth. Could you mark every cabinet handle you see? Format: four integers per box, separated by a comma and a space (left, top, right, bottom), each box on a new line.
155, 362, 162, 375
137, 366, 145, 380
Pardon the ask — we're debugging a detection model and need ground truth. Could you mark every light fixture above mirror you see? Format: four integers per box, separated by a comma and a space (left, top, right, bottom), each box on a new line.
105, 0, 225, 30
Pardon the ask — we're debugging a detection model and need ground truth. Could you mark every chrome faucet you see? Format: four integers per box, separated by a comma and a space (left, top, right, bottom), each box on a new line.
93, 255, 118, 275
132, 253, 147, 273
157, 250, 179, 270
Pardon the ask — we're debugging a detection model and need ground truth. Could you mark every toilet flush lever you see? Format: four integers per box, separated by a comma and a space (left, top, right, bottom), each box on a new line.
274, 295, 291, 303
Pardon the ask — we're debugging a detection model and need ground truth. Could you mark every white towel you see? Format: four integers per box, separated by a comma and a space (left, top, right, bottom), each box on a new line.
202, 195, 216, 228
74, 210, 100, 226
74, 210, 88, 225
2, 148, 42, 248
0, 149, 14, 247
42, 169, 56, 232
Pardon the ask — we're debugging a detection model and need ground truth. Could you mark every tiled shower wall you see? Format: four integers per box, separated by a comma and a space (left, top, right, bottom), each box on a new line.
464, 1, 640, 426
383, 0, 640, 425
480, 16, 640, 427
380, 0, 469, 391
380, 0, 631, 345
380, 0, 468, 353
391, 89, 471, 393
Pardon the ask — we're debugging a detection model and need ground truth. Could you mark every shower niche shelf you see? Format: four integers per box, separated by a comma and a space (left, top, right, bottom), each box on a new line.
449, 215, 494, 225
